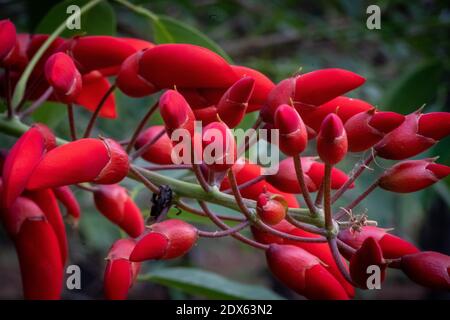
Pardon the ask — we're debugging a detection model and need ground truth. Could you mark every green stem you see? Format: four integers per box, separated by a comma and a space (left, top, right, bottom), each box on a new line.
11, 0, 103, 108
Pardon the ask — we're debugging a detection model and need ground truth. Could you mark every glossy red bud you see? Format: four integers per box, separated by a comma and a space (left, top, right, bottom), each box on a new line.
104, 239, 141, 300
45, 52, 82, 103
256, 192, 287, 225
94, 184, 144, 238
401, 251, 450, 290
274, 104, 308, 155
139, 44, 237, 89
350, 237, 386, 289
260, 78, 295, 123
1, 33, 29, 70
345, 109, 405, 152
53, 186, 81, 221
193, 106, 219, 125
379, 158, 450, 193
217, 77, 255, 128
159, 90, 196, 136
130, 219, 198, 262
338, 226, 419, 259
1, 197, 63, 299
417, 112, 450, 141
317, 114, 348, 164
135, 126, 174, 164
0, 19, 16, 63
266, 244, 349, 300
27, 138, 129, 190
202, 121, 237, 172
116, 50, 158, 97
2, 126, 48, 208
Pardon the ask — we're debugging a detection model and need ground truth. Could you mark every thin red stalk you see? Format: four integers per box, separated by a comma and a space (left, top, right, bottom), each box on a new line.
197, 221, 250, 238
324, 164, 333, 232
83, 83, 116, 138
221, 175, 265, 194
192, 164, 211, 192
129, 165, 159, 194
336, 238, 356, 256
335, 180, 379, 220
67, 103, 77, 140
126, 101, 159, 153
331, 151, 376, 203
15, 75, 44, 112
328, 237, 355, 284
18, 87, 53, 119
177, 200, 246, 222
5, 68, 13, 119
285, 214, 327, 236
293, 154, 317, 215
314, 181, 324, 207
130, 128, 165, 160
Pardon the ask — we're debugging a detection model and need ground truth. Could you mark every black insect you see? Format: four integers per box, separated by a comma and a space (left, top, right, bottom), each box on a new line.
148, 185, 177, 224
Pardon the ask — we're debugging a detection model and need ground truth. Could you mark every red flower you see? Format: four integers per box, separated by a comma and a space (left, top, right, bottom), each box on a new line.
274, 104, 308, 156
104, 239, 141, 300
0, 19, 16, 64
135, 126, 174, 164
202, 121, 237, 172
159, 90, 196, 136
256, 191, 287, 225
53, 186, 81, 223
94, 184, 144, 238
317, 114, 348, 165
379, 158, 450, 193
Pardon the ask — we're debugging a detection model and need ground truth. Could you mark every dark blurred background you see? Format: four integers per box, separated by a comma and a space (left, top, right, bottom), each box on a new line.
0, 0, 449, 299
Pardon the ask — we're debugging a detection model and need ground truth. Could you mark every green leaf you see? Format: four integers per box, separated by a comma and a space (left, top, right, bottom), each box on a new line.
382, 60, 443, 114
153, 15, 233, 63
35, 0, 116, 37
140, 267, 284, 300
32, 101, 67, 127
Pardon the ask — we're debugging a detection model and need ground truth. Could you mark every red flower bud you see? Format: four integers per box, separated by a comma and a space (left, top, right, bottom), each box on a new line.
274, 104, 308, 155
94, 184, 144, 238
345, 109, 405, 152
27, 138, 129, 190
257, 192, 287, 225
266, 157, 353, 193
139, 44, 237, 89
350, 237, 386, 289
338, 226, 419, 259
217, 76, 255, 128
75, 71, 117, 118
266, 244, 349, 300
130, 219, 198, 262
202, 121, 237, 172
104, 239, 141, 300
376, 111, 450, 160
401, 251, 450, 290
135, 125, 174, 164
2, 125, 52, 208
45, 52, 82, 104
0, 19, 16, 64
379, 158, 450, 193
116, 50, 158, 97
317, 114, 348, 164
193, 105, 219, 125
159, 90, 196, 136
0, 197, 63, 299
53, 186, 81, 222
1, 33, 29, 70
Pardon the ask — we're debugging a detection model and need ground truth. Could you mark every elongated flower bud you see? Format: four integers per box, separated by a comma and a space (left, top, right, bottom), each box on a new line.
2, 125, 54, 208
257, 192, 287, 225
45, 52, 82, 103
193, 105, 219, 125
202, 121, 236, 172
338, 226, 419, 259
217, 77, 255, 128
266, 244, 349, 300
345, 109, 405, 152
350, 237, 386, 289
159, 90, 196, 136
130, 219, 198, 262
53, 186, 81, 222
117, 50, 158, 97
317, 114, 348, 164
274, 104, 308, 156
379, 158, 450, 193
27, 138, 129, 190
266, 157, 353, 193
0, 19, 16, 64
401, 251, 450, 290
94, 184, 144, 238
1, 197, 63, 299
135, 126, 173, 164
376, 111, 450, 160
104, 239, 141, 300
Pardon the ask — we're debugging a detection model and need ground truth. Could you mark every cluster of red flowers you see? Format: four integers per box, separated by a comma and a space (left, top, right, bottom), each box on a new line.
0, 18, 449, 300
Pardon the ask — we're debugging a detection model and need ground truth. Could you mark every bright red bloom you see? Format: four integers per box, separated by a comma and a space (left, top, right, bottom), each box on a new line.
27, 138, 129, 189
266, 244, 349, 300
0, 19, 16, 64
202, 121, 237, 172
104, 238, 141, 300
94, 184, 145, 238
317, 114, 348, 164
159, 90, 196, 136
256, 191, 287, 225
135, 126, 174, 164
130, 219, 198, 262
379, 158, 450, 193
274, 104, 308, 156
